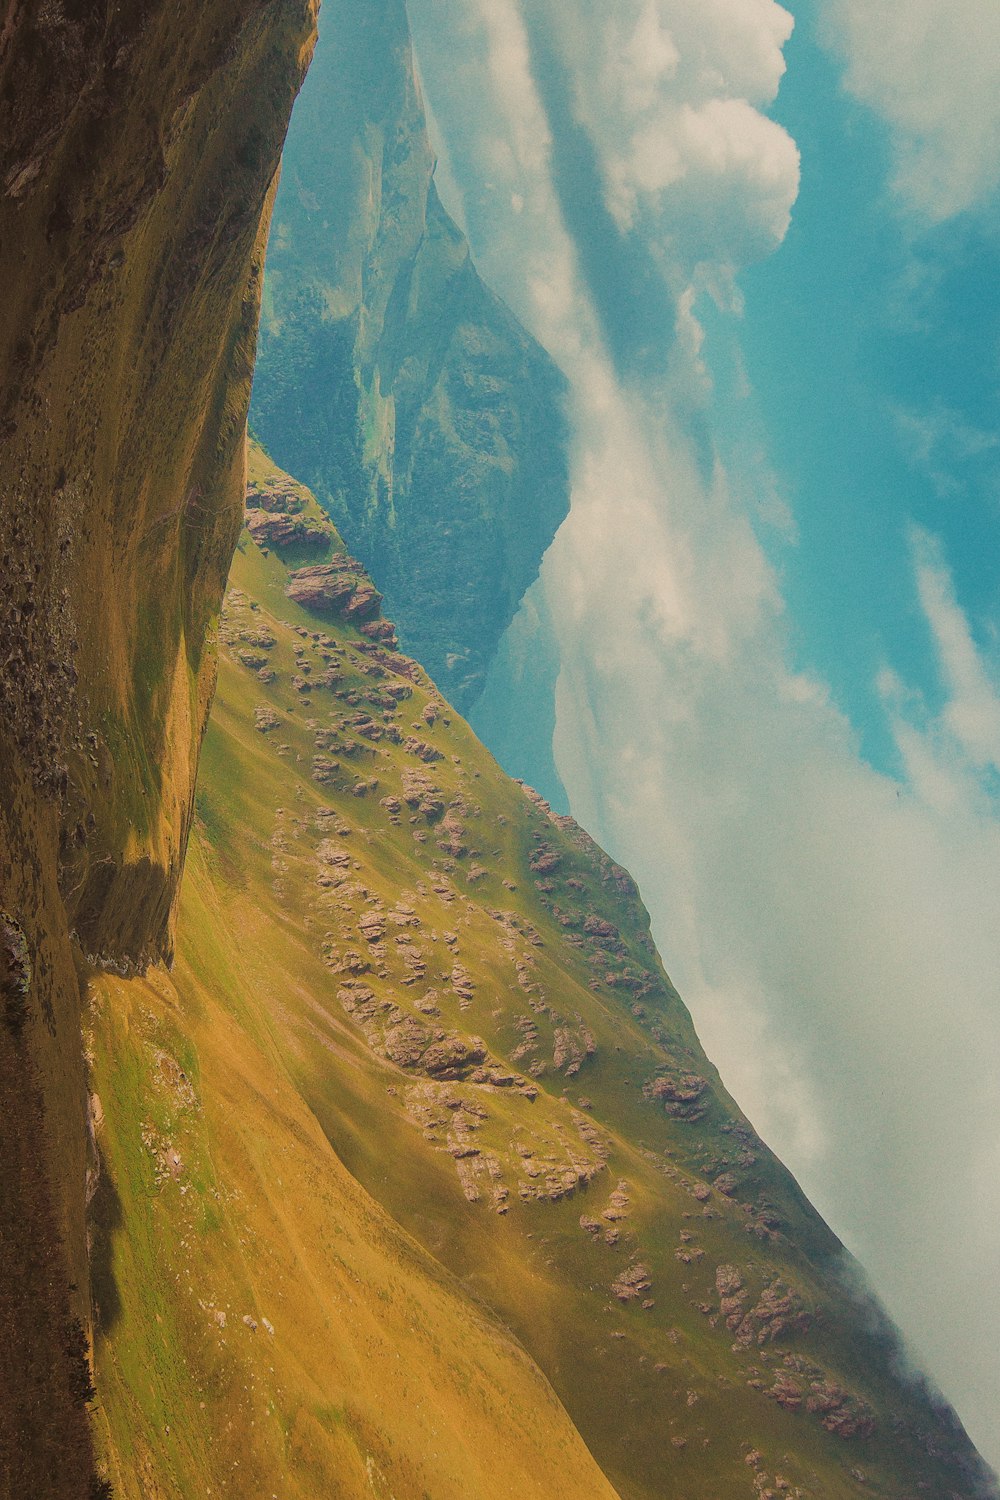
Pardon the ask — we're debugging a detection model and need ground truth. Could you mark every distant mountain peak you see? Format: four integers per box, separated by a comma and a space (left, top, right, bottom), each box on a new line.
252, 0, 571, 713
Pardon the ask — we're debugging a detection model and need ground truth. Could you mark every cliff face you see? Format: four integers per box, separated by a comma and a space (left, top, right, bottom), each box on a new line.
83, 443, 997, 1499
0, 6, 316, 1493
251, 0, 570, 712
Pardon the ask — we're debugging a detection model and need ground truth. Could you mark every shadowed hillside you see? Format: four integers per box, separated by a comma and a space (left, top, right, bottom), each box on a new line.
0, 5, 316, 1492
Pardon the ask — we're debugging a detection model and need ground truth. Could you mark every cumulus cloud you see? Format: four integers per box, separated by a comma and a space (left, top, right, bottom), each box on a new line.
541, 0, 800, 270
824, 0, 1000, 220
407, 0, 1000, 1468
408, 0, 799, 344
602, 95, 800, 258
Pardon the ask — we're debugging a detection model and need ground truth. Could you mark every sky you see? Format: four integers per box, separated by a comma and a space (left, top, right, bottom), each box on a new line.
405, 0, 1000, 1468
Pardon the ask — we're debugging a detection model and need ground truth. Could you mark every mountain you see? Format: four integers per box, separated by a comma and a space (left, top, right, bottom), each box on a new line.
2, 5, 997, 1497
0, 4, 316, 1492
85, 441, 997, 1499
251, 0, 570, 712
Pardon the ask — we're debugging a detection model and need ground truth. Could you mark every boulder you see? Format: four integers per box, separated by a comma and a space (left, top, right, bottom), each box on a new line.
286, 557, 382, 622
246, 509, 329, 550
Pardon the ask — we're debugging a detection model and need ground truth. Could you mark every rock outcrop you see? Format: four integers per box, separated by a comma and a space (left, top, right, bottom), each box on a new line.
247, 509, 330, 551
286, 559, 383, 621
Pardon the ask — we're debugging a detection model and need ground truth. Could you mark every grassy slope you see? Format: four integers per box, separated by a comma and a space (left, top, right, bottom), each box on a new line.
88, 446, 995, 1499
86, 932, 618, 1500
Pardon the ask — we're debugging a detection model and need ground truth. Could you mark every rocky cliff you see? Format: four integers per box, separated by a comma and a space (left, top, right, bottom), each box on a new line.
83, 443, 998, 1498
251, 0, 570, 712
0, 5, 316, 1493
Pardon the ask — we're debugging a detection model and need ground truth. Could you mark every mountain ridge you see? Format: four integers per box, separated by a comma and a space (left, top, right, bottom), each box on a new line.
251, 0, 571, 712
82, 439, 997, 1498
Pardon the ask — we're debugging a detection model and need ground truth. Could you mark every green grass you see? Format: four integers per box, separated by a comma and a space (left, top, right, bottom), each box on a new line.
86, 444, 997, 1500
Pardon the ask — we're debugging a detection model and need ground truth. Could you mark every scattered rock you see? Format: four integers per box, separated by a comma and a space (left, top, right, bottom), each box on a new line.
422, 1035, 488, 1078
805, 1381, 876, 1439
644, 1070, 709, 1122
612, 1262, 653, 1302
404, 737, 444, 763
384, 1017, 433, 1068
583, 914, 620, 944
254, 706, 282, 733
358, 912, 386, 943
528, 844, 560, 875
360, 618, 398, 647
312, 757, 340, 785
602, 1182, 631, 1222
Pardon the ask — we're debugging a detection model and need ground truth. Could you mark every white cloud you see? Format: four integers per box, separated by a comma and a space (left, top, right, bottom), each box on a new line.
589, 0, 794, 110
604, 95, 800, 259
606, 0, 680, 119
548, 0, 800, 269
911, 524, 1000, 775
408, 0, 1000, 1469
411, 0, 799, 311
549, 472, 1000, 1467
825, 0, 1000, 220
478, 2, 551, 182
894, 403, 1000, 499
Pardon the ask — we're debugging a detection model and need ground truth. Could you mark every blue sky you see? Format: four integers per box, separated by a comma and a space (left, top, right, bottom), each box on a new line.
734, 4, 1000, 779
405, 0, 1000, 1466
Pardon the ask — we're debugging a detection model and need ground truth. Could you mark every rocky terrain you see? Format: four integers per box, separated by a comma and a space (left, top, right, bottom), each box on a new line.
251, 0, 571, 711
83, 444, 998, 1498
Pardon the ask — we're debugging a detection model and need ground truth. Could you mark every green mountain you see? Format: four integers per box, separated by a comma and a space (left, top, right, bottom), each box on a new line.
251, 0, 570, 712
86, 442, 996, 1498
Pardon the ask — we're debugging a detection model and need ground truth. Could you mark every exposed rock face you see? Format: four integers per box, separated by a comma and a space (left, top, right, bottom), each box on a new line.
246, 469, 334, 550
645, 1069, 710, 1121
287, 559, 383, 621
246, 473, 307, 513
0, 912, 32, 1034
247, 509, 330, 550
611, 1262, 653, 1302
0, 4, 316, 1491
251, 0, 570, 711
805, 1381, 876, 1439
